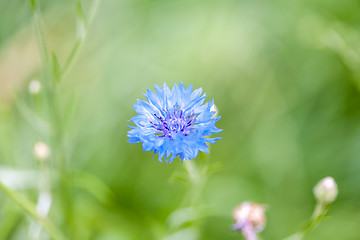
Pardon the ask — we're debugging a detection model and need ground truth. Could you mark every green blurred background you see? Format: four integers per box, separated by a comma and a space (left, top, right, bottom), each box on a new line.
0, 0, 360, 239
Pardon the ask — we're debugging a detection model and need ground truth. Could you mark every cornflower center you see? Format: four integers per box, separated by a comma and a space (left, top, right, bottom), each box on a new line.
150, 105, 197, 139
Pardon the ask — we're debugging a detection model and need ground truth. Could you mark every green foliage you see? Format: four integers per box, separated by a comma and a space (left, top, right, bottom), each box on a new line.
0, 0, 360, 239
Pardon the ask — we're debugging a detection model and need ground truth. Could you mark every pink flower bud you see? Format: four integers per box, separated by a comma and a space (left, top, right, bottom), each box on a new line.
233, 202, 267, 240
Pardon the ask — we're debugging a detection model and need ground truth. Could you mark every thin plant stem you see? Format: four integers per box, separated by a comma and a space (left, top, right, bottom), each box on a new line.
29, 160, 52, 240
27, 0, 100, 238
61, 0, 100, 79
184, 160, 203, 206
0, 181, 66, 240
177, 154, 211, 234
183, 151, 212, 206
283, 202, 329, 240
29, 0, 72, 235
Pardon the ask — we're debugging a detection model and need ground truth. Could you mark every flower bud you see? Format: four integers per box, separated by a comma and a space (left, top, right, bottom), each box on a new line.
210, 103, 219, 118
233, 202, 266, 233
28, 80, 41, 95
33, 142, 50, 161
313, 177, 338, 204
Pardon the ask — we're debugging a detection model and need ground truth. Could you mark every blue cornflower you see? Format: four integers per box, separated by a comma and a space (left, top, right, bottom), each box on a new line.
127, 82, 222, 163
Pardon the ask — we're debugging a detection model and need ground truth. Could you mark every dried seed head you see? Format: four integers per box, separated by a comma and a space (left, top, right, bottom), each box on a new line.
313, 176, 338, 204
233, 202, 266, 233
34, 142, 50, 161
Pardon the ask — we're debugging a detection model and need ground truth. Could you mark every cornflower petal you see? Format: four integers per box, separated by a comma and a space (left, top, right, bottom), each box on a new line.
128, 82, 222, 163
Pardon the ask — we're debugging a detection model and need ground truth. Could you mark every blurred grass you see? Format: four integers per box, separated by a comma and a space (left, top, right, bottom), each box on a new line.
1, 0, 360, 239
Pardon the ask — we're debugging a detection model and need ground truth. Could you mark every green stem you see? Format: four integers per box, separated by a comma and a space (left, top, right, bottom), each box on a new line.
283, 202, 329, 240
61, 40, 81, 77
303, 202, 328, 234
61, 0, 100, 79
27, 0, 100, 238
183, 151, 212, 206
29, 0, 71, 232
0, 182, 66, 240
184, 160, 203, 206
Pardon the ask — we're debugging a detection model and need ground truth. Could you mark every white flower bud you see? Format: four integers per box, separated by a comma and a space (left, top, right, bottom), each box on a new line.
313, 177, 338, 204
33, 142, 50, 161
210, 103, 219, 118
233, 202, 266, 233
28, 80, 41, 94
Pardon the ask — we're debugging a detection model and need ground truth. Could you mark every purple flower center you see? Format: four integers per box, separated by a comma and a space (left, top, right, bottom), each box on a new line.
150, 105, 197, 139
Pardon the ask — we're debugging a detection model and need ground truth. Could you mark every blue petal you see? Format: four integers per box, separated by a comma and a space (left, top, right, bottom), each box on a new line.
127, 82, 222, 163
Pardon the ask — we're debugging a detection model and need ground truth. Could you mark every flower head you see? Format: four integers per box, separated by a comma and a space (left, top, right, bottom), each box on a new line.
233, 202, 266, 233
127, 82, 222, 163
34, 141, 50, 161
313, 176, 338, 204
233, 202, 266, 240
29, 80, 42, 95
